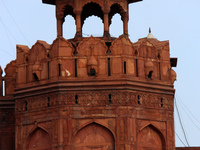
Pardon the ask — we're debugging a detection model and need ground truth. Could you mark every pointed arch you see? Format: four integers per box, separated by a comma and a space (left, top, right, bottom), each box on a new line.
76, 36, 108, 56
73, 122, 115, 150
16, 45, 30, 64
49, 36, 75, 58
28, 41, 49, 64
137, 123, 166, 150
110, 35, 134, 55
25, 126, 51, 150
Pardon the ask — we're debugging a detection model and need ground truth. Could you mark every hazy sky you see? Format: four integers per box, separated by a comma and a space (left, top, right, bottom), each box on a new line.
0, 0, 200, 147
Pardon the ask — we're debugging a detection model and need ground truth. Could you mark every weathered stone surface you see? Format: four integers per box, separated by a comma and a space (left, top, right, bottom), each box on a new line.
0, 0, 180, 150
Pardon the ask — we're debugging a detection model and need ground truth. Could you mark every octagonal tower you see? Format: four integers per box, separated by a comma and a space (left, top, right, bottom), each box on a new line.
0, 0, 178, 150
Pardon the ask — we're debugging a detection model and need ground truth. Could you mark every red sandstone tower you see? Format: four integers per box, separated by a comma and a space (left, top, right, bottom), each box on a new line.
0, 0, 177, 150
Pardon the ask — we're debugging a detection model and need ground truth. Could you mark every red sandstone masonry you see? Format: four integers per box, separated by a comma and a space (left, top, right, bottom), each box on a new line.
0, 0, 180, 149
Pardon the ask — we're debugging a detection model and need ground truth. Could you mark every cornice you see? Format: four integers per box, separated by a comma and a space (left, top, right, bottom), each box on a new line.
14, 77, 175, 99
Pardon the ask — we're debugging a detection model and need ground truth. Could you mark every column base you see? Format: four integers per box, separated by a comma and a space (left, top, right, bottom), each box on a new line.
123, 33, 129, 38
103, 31, 111, 38
75, 31, 82, 39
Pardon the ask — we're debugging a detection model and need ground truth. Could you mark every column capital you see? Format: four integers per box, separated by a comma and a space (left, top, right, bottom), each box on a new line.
74, 10, 82, 15
103, 13, 110, 38
56, 14, 64, 20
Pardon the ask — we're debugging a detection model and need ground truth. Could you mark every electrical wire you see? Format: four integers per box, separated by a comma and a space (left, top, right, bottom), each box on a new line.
175, 132, 187, 147
0, 48, 15, 58
0, 17, 19, 44
175, 97, 190, 147
0, 0, 30, 45
176, 94, 200, 125
176, 95, 200, 133
0, 17, 16, 54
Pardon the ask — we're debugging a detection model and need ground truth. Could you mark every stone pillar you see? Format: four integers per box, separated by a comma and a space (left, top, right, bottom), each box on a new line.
103, 13, 110, 37
123, 13, 128, 37
58, 118, 64, 150
57, 17, 63, 37
75, 13, 82, 38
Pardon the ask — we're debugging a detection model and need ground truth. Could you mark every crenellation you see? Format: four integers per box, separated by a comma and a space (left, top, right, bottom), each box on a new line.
13, 36, 176, 87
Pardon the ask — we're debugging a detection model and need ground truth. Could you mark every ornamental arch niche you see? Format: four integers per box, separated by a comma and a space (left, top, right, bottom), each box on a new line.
63, 4, 75, 19
109, 13, 123, 37
25, 127, 51, 150
62, 4, 76, 38
109, 3, 125, 25
81, 2, 103, 27
73, 123, 115, 150
63, 15, 76, 39
109, 3, 127, 36
109, 4, 125, 37
81, 2, 104, 36
137, 124, 166, 150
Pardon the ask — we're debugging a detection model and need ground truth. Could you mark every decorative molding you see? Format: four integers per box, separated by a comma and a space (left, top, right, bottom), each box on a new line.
15, 91, 174, 112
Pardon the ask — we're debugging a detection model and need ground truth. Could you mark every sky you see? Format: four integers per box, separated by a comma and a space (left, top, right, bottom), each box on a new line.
0, 0, 200, 147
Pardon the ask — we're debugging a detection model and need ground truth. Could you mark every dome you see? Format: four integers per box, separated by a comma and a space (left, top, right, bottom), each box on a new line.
171, 69, 177, 78
147, 28, 157, 39
171, 69, 177, 83
145, 60, 154, 69
33, 60, 40, 71
87, 55, 98, 66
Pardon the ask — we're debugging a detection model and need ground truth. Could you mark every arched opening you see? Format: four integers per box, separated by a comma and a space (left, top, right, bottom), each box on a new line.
26, 127, 51, 150
33, 73, 39, 81
81, 2, 104, 37
82, 16, 104, 37
63, 15, 76, 39
148, 71, 153, 79
62, 4, 76, 38
63, 4, 75, 18
74, 123, 115, 150
89, 68, 96, 76
109, 4, 124, 37
109, 14, 123, 37
137, 125, 166, 150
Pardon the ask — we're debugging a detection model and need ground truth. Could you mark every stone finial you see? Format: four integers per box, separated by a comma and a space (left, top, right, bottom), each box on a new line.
147, 27, 156, 39
149, 27, 151, 33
